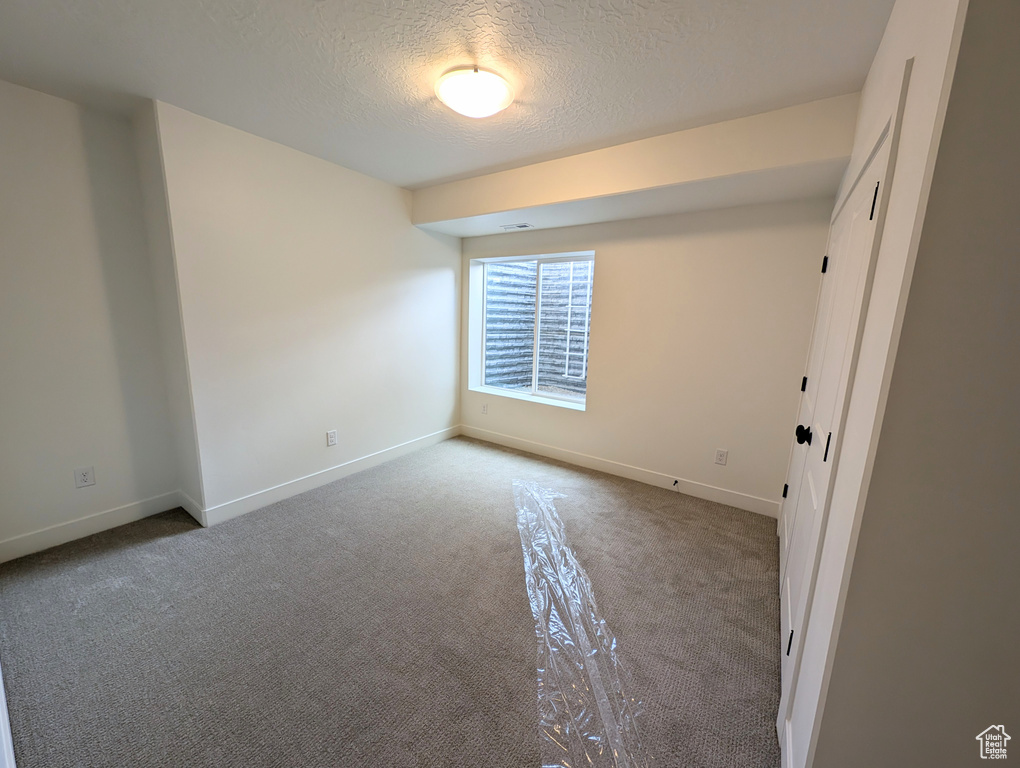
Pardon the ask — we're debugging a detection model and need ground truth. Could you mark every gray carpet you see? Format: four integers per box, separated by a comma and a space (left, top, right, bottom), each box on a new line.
0, 437, 780, 767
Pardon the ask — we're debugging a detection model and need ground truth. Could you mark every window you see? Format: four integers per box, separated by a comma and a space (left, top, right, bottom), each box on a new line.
470, 252, 594, 408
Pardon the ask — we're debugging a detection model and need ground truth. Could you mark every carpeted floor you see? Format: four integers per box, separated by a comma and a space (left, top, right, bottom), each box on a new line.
0, 437, 780, 767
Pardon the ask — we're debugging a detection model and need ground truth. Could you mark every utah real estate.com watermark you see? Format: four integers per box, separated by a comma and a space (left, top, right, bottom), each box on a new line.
976, 725, 1010, 760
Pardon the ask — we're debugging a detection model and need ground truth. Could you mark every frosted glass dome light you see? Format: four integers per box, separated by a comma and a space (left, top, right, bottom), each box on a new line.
435, 67, 514, 119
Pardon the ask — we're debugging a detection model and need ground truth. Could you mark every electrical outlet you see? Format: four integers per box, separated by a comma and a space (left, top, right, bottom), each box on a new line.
74, 466, 95, 488
326, 430, 337, 447
715, 449, 728, 466
481, 403, 488, 415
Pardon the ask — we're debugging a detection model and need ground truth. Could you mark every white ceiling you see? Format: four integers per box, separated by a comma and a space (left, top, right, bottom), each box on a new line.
0, 0, 894, 188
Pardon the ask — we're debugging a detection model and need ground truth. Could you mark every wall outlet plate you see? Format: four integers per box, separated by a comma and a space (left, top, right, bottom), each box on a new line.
74, 466, 95, 488
715, 449, 728, 466
481, 403, 488, 415
326, 430, 337, 447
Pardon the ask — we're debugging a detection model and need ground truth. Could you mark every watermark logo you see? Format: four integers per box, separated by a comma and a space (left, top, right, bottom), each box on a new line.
976, 725, 1010, 759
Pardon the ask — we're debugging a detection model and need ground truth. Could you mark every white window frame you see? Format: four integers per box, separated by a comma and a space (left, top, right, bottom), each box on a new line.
467, 251, 595, 411
562, 259, 593, 379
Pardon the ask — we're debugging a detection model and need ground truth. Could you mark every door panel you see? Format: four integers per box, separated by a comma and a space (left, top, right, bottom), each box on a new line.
778, 138, 891, 731
778, 215, 846, 577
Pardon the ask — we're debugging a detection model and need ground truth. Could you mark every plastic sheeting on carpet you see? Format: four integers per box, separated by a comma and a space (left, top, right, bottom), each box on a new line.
513, 480, 650, 768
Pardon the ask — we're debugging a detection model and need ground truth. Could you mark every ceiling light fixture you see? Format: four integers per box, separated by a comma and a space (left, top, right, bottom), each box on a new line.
435, 67, 514, 119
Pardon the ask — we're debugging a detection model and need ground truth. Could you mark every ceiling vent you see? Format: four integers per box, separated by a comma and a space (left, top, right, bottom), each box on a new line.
500, 223, 534, 232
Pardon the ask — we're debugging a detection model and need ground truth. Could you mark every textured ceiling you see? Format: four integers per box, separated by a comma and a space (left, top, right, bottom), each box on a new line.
0, 0, 894, 188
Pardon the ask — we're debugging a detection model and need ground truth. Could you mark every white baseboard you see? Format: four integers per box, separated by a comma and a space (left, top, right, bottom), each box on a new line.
0, 655, 14, 768
781, 719, 794, 768
0, 425, 774, 561
0, 428, 461, 563
0, 491, 181, 565
460, 425, 780, 518
201, 426, 461, 527
175, 491, 206, 527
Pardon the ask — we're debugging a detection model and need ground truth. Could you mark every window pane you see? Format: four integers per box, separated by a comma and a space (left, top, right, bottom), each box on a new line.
537, 260, 592, 398
484, 261, 537, 391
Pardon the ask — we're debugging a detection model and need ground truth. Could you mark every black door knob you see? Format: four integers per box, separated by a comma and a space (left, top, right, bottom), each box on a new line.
796, 424, 813, 445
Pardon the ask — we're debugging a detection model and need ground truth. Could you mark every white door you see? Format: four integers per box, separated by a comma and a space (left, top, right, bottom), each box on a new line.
778, 138, 892, 732
778, 213, 846, 580
778, 208, 849, 676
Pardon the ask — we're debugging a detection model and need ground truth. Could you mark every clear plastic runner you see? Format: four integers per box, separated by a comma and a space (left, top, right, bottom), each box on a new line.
513, 480, 650, 768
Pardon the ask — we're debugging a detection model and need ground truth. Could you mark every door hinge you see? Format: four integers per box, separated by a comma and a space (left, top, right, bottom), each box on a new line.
787, 629, 794, 656
821, 255, 829, 273
823, 431, 833, 462
783, 483, 789, 499
801, 376, 808, 392
870, 182, 880, 220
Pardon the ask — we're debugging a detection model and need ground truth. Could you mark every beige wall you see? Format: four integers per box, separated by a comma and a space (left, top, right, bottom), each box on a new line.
133, 102, 205, 515
462, 200, 832, 516
154, 103, 462, 519
812, 1, 1018, 764
0, 80, 177, 560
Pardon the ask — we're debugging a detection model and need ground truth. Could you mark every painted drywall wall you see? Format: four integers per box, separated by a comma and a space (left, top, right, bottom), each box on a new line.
0, 80, 178, 561
781, 1, 971, 765
414, 95, 859, 233
154, 102, 461, 519
133, 102, 205, 519
811, 2, 1017, 765
461, 200, 833, 517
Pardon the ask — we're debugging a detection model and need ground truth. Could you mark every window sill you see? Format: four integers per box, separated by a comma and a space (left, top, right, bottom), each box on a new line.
470, 385, 586, 412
